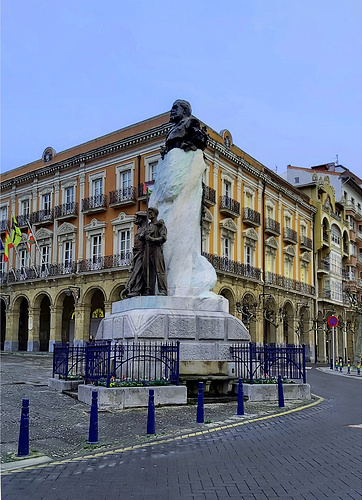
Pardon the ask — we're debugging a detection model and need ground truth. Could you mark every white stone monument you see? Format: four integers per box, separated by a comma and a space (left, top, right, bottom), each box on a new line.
96, 100, 250, 385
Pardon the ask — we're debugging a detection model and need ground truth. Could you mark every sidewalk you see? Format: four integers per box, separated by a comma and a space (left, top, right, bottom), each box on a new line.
317, 365, 361, 378
1, 352, 313, 470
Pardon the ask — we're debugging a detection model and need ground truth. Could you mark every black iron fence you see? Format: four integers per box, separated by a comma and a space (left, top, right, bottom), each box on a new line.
53, 341, 180, 387
231, 343, 306, 383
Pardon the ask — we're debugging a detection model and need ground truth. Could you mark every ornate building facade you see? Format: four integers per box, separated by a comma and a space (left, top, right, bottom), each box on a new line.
1, 111, 318, 358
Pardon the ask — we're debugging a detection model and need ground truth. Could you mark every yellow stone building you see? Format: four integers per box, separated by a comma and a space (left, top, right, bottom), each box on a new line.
0, 110, 318, 358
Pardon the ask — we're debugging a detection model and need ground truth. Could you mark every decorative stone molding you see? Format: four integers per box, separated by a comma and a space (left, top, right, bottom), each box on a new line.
36, 227, 53, 241
220, 218, 237, 241
265, 236, 278, 250
300, 251, 311, 263
57, 222, 77, 237
242, 227, 258, 248
283, 244, 295, 257
84, 218, 107, 231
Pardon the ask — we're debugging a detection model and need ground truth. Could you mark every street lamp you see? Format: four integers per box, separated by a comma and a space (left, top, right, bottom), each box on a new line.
65, 286, 81, 303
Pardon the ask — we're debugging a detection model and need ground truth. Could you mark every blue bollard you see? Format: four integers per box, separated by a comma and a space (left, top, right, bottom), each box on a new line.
17, 398, 30, 457
330, 358, 333, 370
88, 391, 99, 444
197, 382, 204, 423
237, 378, 244, 416
278, 375, 284, 408
147, 389, 155, 434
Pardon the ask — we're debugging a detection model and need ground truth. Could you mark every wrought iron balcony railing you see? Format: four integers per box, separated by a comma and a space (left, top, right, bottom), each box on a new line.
16, 215, 30, 228
283, 227, 298, 244
109, 187, 136, 206
264, 271, 314, 295
202, 184, 216, 206
0, 219, 9, 232
220, 196, 241, 217
300, 235, 312, 250
322, 231, 329, 243
1, 253, 133, 284
203, 252, 261, 280
264, 218, 280, 235
54, 202, 78, 219
30, 209, 54, 224
82, 194, 107, 212
243, 208, 261, 226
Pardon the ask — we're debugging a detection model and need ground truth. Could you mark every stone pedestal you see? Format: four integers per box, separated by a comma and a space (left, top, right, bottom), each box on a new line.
96, 296, 250, 364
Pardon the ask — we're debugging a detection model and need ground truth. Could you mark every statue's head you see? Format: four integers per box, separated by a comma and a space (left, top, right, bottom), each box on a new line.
135, 211, 148, 226
170, 99, 192, 123
147, 206, 158, 219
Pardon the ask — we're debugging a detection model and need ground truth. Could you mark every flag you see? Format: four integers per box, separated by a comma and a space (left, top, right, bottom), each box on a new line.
11, 216, 22, 247
27, 227, 35, 253
4, 230, 13, 262
143, 180, 155, 195
0, 238, 4, 252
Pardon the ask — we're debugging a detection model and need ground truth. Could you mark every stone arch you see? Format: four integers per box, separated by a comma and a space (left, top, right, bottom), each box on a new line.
263, 295, 277, 345
219, 287, 236, 316
83, 287, 106, 340
13, 295, 29, 351
239, 292, 257, 341
281, 301, 294, 344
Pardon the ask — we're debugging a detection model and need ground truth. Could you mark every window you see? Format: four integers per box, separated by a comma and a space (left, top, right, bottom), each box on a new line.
121, 170, 132, 190
267, 206, 273, 220
21, 199, 30, 217
245, 193, 252, 208
245, 244, 253, 266
42, 194, 51, 212
119, 229, 131, 259
223, 238, 230, 259
330, 252, 342, 275
285, 216, 291, 229
284, 256, 292, 279
149, 162, 158, 181
40, 246, 50, 274
301, 225, 306, 238
64, 241, 73, 269
93, 178, 103, 197
0, 254, 5, 275
294, 177, 299, 184
92, 235, 102, 268
223, 180, 231, 198
65, 187, 74, 204
1, 206, 8, 221
331, 226, 341, 245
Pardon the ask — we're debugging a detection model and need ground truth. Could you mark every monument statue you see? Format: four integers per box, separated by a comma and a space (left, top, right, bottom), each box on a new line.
160, 100, 208, 159
122, 211, 148, 298
142, 207, 167, 296
149, 99, 217, 296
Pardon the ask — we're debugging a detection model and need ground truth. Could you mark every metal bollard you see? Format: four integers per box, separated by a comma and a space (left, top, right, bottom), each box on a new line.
17, 398, 30, 457
196, 382, 204, 423
330, 358, 333, 370
147, 389, 155, 434
237, 378, 244, 416
278, 375, 284, 408
88, 391, 99, 444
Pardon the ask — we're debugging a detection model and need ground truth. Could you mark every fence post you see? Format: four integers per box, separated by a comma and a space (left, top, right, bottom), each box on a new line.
17, 398, 30, 457
278, 375, 284, 408
237, 378, 244, 416
197, 382, 204, 423
249, 342, 254, 384
147, 389, 156, 434
302, 345, 306, 383
106, 340, 112, 388
176, 341, 180, 386
88, 391, 99, 444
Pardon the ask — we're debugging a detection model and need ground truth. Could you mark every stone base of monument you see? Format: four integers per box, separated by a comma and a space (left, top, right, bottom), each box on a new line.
96, 295, 250, 394
232, 382, 311, 401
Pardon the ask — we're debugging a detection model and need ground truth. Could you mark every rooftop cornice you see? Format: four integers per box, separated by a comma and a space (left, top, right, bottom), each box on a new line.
1, 123, 172, 191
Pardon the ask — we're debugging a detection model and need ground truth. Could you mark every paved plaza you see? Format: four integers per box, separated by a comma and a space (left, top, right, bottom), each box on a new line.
1, 353, 361, 499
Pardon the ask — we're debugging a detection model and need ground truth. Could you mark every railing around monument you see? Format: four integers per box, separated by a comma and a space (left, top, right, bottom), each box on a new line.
53, 344, 86, 380
230, 343, 306, 383
53, 341, 180, 387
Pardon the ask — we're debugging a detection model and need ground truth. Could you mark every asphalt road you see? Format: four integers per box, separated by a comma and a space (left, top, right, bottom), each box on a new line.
2, 366, 361, 500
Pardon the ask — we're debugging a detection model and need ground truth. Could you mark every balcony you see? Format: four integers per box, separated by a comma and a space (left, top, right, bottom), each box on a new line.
317, 259, 330, 274
54, 202, 78, 220
0, 219, 10, 233
322, 230, 329, 246
357, 254, 362, 265
77, 253, 132, 272
242, 207, 260, 226
283, 227, 298, 244
16, 215, 30, 228
1, 254, 132, 284
109, 187, 136, 207
82, 194, 107, 213
343, 244, 349, 256
264, 218, 280, 236
202, 184, 216, 206
202, 252, 261, 280
264, 271, 314, 295
300, 235, 312, 251
30, 209, 54, 225
220, 196, 240, 217
356, 230, 362, 241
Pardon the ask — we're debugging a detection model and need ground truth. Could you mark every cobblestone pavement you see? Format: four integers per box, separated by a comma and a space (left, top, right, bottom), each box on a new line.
1, 352, 306, 463
2, 354, 361, 499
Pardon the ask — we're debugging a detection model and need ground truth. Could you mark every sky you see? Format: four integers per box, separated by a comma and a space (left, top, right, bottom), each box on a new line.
1, 0, 362, 176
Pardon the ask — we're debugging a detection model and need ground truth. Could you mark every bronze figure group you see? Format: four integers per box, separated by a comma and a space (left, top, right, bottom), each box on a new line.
123, 207, 167, 297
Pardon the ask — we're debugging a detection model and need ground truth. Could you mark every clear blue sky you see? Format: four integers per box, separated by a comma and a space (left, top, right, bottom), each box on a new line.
2, 0, 362, 176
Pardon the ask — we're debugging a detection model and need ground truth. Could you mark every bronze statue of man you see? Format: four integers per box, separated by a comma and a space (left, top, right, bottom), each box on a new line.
123, 211, 148, 297
160, 99, 208, 159
142, 207, 167, 296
